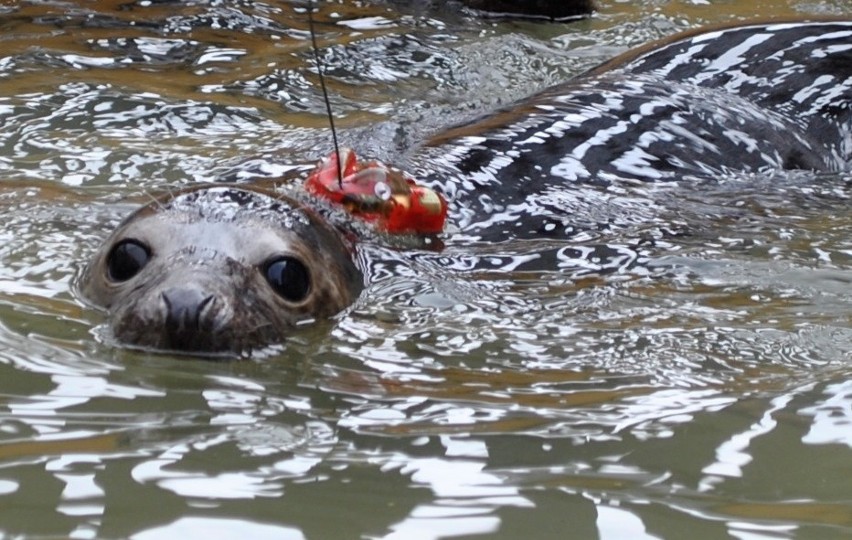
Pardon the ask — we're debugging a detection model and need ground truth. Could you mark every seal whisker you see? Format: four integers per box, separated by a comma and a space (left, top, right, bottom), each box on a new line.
141, 189, 163, 210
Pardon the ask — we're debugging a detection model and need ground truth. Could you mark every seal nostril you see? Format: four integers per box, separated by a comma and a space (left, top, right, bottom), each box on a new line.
198, 294, 215, 320
161, 288, 216, 337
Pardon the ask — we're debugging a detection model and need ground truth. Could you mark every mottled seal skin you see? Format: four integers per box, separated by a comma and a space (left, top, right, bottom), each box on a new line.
389, 0, 594, 20
460, 0, 594, 20
80, 186, 362, 355
415, 20, 852, 241
80, 20, 851, 355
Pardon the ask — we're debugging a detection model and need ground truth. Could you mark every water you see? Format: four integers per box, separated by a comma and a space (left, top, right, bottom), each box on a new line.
0, 0, 850, 538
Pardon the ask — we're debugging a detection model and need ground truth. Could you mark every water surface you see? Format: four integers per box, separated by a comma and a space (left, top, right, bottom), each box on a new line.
0, 0, 850, 538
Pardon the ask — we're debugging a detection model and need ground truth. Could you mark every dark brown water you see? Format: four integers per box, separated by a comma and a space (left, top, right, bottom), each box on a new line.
0, 1, 850, 538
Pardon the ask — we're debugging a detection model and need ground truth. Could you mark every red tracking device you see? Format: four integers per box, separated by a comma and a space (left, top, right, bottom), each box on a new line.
305, 148, 448, 235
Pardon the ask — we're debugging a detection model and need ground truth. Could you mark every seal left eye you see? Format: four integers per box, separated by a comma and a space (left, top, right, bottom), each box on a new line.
264, 256, 311, 302
107, 240, 150, 282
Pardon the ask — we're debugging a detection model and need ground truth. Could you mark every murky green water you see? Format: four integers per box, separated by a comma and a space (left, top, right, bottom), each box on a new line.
0, 0, 850, 538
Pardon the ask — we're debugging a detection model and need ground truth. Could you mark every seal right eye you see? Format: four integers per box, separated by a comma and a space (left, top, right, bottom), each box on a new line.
107, 240, 150, 282
264, 256, 311, 303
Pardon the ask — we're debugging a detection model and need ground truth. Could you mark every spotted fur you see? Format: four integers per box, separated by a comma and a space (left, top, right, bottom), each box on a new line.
414, 21, 851, 241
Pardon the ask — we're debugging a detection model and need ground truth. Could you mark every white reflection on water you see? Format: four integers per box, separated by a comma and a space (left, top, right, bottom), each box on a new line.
9, 374, 163, 423
0, 480, 18, 495
379, 452, 532, 540
383, 514, 499, 540
132, 456, 286, 499
596, 505, 661, 540
726, 522, 798, 540
131, 517, 305, 540
800, 379, 852, 448
699, 392, 798, 490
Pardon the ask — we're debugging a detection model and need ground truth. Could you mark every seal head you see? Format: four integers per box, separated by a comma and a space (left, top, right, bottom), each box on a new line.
80, 186, 363, 356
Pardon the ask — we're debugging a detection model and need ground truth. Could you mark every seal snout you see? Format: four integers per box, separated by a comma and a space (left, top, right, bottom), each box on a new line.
161, 287, 220, 349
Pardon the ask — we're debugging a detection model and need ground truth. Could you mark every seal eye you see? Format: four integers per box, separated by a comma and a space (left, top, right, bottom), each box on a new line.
264, 256, 311, 302
107, 240, 150, 282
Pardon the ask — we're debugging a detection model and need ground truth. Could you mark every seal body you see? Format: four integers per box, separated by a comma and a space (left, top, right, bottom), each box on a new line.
413, 21, 852, 241
391, 0, 594, 20
80, 20, 852, 355
460, 0, 594, 20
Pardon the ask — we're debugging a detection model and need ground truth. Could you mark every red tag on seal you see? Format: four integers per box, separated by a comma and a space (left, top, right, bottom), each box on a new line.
305, 148, 448, 235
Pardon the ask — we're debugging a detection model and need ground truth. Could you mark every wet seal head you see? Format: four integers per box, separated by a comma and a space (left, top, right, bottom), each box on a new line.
79, 185, 363, 356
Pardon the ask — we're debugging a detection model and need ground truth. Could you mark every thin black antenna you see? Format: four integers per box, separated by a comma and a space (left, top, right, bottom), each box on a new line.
307, 0, 343, 187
